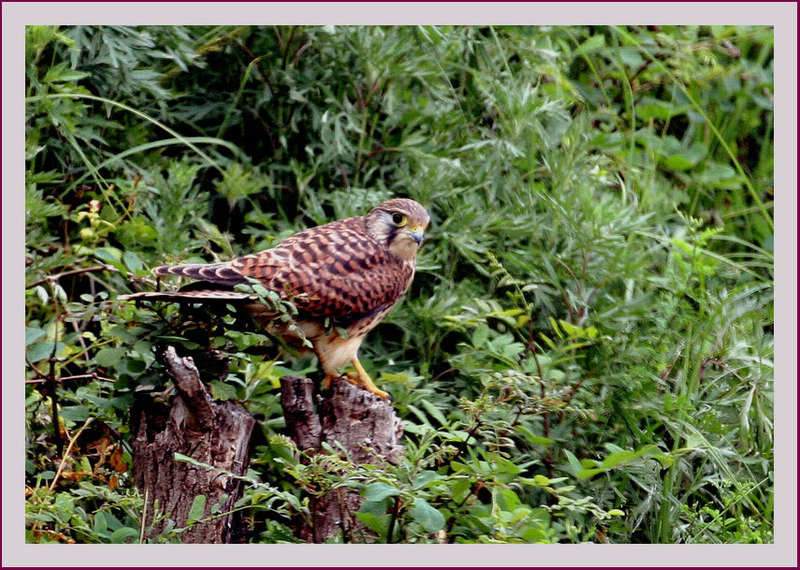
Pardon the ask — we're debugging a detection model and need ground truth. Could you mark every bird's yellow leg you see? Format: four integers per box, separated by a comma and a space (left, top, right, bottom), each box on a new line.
348, 358, 389, 399
322, 360, 389, 399
322, 373, 337, 391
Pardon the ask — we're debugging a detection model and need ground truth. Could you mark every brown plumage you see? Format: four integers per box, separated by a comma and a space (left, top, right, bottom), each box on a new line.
120, 198, 430, 399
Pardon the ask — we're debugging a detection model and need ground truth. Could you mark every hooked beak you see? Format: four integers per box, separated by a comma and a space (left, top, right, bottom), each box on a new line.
406, 226, 425, 245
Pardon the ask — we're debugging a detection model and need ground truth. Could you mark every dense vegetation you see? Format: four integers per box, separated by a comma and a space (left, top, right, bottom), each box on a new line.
25, 25, 774, 544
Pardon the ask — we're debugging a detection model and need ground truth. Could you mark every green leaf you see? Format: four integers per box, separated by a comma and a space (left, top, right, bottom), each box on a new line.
363, 482, 399, 503
27, 340, 65, 363
209, 380, 238, 402
577, 445, 663, 479
563, 449, 584, 477
94, 246, 123, 264
572, 34, 605, 57
451, 478, 472, 503
123, 250, 144, 274
637, 99, 687, 121
187, 494, 207, 524
59, 405, 90, 422
618, 47, 645, 69
517, 425, 555, 447
94, 246, 125, 272
125, 358, 147, 374
117, 218, 158, 246
697, 162, 739, 188
98, 510, 122, 532
685, 433, 706, 450
599, 449, 639, 468
472, 322, 490, 348
26, 327, 47, 347
533, 474, 551, 487
495, 487, 522, 512
26, 512, 56, 523
109, 527, 139, 544
405, 404, 430, 426
409, 497, 445, 533
663, 143, 707, 171
412, 470, 444, 490
95, 347, 127, 368
494, 456, 523, 479
43, 63, 88, 84
420, 399, 447, 426
355, 512, 389, 535
664, 154, 693, 171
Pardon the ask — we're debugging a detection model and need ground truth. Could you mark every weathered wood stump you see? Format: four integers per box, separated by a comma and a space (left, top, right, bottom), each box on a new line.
280, 376, 404, 543
131, 345, 402, 543
132, 346, 256, 543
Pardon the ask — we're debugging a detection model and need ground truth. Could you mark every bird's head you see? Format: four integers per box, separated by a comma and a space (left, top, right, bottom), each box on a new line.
365, 198, 430, 262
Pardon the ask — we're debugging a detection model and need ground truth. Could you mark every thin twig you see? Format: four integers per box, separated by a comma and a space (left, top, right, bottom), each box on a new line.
236, 40, 274, 94
450, 422, 482, 467
429, 367, 455, 384
26, 264, 118, 289
49, 417, 95, 491
140, 488, 149, 544
26, 372, 115, 385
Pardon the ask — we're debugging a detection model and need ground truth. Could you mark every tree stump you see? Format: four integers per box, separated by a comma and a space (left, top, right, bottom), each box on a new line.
280, 376, 404, 543
132, 346, 256, 543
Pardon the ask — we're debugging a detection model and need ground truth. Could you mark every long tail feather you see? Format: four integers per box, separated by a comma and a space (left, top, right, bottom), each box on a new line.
118, 290, 254, 302
154, 262, 246, 287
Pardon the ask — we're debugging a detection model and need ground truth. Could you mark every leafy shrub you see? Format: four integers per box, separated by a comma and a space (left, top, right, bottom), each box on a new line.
25, 25, 773, 544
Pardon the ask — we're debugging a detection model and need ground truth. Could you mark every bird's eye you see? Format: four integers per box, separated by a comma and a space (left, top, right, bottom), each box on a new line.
392, 213, 408, 226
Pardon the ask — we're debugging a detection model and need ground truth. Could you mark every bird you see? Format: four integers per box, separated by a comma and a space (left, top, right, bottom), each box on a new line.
120, 198, 430, 399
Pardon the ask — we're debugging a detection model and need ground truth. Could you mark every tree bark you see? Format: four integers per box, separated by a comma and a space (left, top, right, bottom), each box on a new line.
280, 376, 404, 543
130, 346, 402, 544
132, 346, 255, 544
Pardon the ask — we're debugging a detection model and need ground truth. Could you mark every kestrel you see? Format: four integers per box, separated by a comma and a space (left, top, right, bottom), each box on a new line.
121, 198, 430, 399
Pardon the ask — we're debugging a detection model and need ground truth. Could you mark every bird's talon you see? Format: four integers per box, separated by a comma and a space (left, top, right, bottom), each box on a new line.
368, 386, 390, 400
351, 361, 391, 399
324, 371, 389, 399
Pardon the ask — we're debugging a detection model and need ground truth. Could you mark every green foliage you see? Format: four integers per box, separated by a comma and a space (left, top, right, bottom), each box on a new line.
25, 25, 773, 544
26, 482, 144, 544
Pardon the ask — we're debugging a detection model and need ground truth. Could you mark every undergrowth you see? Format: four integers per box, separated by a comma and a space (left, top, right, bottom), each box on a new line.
25, 25, 773, 544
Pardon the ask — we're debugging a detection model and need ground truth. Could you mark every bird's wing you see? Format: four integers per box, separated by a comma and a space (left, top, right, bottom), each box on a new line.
125, 219, 413, 326
231, 221, 412, 324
